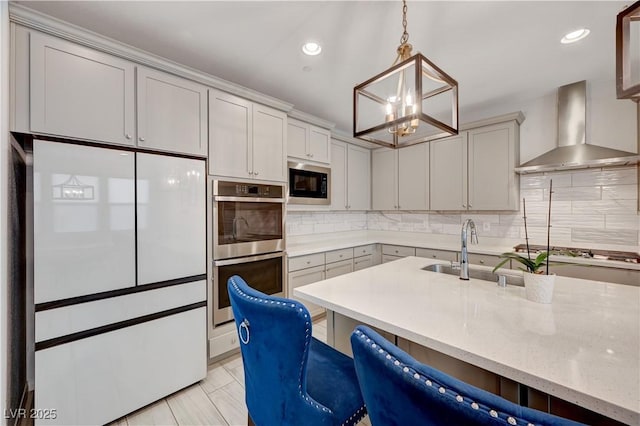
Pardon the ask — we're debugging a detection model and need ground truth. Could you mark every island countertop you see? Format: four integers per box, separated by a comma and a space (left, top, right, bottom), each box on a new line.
294, 256, 640, 425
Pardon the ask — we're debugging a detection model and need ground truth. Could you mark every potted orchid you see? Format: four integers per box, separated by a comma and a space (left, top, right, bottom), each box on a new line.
493, 180, 558, 303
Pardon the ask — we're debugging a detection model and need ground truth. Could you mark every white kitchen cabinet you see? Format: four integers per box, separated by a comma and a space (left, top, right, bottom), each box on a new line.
353, 255, 374, 271
30, 32, 135, 146
136, 154, 206, 285
332, 141, 371, 210
372, 143, 429, 210
287, 118, 331, 164
288, 265, 325, 318
325, 259, 353, 279
209, 89, 287, 182
415, 248, 458, 262
136, 67, 207, 156
33, 140, 136, 303
430, 118, 520, 211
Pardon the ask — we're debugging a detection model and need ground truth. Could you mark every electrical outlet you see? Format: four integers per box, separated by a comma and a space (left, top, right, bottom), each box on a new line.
483, 222, 491, 232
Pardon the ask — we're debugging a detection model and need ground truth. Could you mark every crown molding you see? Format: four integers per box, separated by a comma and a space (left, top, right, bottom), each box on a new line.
9, 3, 294, 113
287, 109, 335, 130
460, 111, 525, 131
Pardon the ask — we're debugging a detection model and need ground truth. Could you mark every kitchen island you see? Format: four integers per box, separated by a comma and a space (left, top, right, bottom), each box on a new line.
294, 256, 640, 425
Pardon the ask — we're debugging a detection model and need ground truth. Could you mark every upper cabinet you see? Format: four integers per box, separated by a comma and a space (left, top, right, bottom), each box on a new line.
30, 33, 136, 146
430, 117, 521, 211
209, 89, 287, 182
287, 118, 331, 164
28, 32, 207, 156
331, 140, 370, 210
372, 143, 429, 210
136, 67, 208, 156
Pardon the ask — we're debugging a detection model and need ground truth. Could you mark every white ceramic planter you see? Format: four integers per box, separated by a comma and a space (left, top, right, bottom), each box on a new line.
524, 272, 556, 304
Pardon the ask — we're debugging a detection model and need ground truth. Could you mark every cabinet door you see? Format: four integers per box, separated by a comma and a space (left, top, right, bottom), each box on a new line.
287, 118, 308, 160
371, 148, 397, 210
288, 266, 325, 318
325, 259, 353, 278
353, 255, 373, 271
253, 104, 287, 182
136, 67, 207, 156
398, 143, 429, 210
347, 144, 371, 210
468, 122, 518, 210
136, 154, 206, 285
330, 140, 347, 210
30, 33, 135, 146
415, 248, 457, 262
209, 89, 252, 178
33, 141, 135, 304
309, 126, 331, 163
430, 133, 467, 210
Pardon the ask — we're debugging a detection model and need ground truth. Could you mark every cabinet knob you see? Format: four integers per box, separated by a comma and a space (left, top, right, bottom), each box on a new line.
254, 171, 259, 176
479, 260, 485, 264
306, 261, 311, 264
469, 203, 472, 207
462, 204, 466, 208
339, 254, 343, 258
125, 134, 132, 139
310, 153, 314, 158
395, 250, 399, 254
432, 255, 437, 258
398, 205, 401, 209
139, 137, 145, 142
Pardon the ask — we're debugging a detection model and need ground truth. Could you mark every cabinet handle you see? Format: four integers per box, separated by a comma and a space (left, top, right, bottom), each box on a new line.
125, 134, 132, 139
306, 261, 311, 264
254, 171, 259, 176
339, 254, 343, 258
395, 250, 399, 254
469, 203, 472, 207
139, 137, 145, 142
307, 153, 311, 157
479, 260, 485, 264
398, 205, 401, 209
462, 204, 466, 208
310, 153, 314, 158
432, 255, 437, 258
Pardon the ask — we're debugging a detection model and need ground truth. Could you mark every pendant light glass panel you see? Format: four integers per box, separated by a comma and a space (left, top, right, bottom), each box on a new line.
617, 1, 640, 99
354, 53, 458, 148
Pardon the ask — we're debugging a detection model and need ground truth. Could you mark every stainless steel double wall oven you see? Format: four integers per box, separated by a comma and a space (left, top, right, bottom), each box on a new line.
211, 180, 286, 326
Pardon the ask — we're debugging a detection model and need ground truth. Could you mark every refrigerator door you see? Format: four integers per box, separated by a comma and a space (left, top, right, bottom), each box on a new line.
136, 153, 206, 284
33, 140, 136, 303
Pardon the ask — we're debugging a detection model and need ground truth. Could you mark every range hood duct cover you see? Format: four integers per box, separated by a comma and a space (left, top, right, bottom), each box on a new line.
515, 80, 639, 174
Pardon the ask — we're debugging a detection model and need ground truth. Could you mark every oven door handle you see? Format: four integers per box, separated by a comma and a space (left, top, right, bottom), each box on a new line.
214, 195, 285, 203
213, 251, 284, 267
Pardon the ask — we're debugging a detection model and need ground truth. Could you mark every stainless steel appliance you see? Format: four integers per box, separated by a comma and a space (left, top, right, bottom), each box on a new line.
212, 251, 285, 325
288, 161, 330, 205
211, 179, 286, 326
213, 180, 285, 259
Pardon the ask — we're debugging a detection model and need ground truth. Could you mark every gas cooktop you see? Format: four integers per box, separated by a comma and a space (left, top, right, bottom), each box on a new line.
513, 244, 640, 263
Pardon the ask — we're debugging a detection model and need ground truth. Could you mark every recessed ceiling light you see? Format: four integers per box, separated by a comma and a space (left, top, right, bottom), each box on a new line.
561, 28, 590, 44
302, 42, 322, 56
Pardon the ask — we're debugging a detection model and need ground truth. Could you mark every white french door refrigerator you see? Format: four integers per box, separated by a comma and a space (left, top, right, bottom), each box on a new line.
32, 140, 206, 425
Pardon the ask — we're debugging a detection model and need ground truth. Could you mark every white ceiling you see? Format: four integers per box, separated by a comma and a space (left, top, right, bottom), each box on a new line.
14, 1, 629, 135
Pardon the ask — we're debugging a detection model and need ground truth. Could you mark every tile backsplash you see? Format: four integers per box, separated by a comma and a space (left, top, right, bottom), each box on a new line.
286, 166, 639, 250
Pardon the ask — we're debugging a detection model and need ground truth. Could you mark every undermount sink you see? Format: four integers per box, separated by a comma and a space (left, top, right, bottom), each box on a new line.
422, 263, 524, 287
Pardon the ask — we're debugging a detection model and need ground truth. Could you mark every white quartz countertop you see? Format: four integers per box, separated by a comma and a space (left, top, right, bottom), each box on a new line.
294, 257, 640, 425
286, 230, 640, 270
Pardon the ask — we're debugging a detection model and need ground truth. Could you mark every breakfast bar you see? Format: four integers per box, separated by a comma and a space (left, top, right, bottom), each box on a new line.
294, 256, 640, 425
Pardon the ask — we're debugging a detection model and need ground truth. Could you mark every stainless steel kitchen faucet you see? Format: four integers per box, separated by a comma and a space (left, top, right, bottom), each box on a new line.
459, 219, 478, 280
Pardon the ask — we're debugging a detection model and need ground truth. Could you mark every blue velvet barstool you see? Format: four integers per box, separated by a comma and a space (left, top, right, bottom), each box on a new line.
227, 275, 367, 426
351, 325, 584, 426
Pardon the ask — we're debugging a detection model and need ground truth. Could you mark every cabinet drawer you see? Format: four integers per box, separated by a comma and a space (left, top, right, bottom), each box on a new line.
354, 244, 375, 257
468, 253, 503, 268
325, 248, 354, 263
553, 264, 640, 286
382, 254, 404, 263
325, 259, 353, 278
382, 245, 415, 257
415, 248, 457, 262
289, 253, 325, 272
353, 255, 374, 271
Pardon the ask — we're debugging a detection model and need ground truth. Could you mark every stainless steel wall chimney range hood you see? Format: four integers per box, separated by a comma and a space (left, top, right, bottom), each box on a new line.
515, 80, 639, 174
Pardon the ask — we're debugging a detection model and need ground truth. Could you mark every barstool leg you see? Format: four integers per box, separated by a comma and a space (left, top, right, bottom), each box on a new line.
248, 413, 255, 426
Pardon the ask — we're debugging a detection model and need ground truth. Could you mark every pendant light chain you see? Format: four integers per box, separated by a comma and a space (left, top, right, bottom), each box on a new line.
400, 0, 409, 45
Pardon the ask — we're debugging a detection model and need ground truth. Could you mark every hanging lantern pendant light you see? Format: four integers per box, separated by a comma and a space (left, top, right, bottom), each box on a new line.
353, 0, 459, 148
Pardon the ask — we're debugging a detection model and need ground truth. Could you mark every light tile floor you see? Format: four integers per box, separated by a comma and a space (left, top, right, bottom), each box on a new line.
109, 318, 370, 426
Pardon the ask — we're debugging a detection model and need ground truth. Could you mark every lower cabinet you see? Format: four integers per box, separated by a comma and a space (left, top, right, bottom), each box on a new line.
415, 248, 458, 263
288, 265, 326, 318
551, 263, 639, 286
382, 245, 415, 263
325, 259, 353, 279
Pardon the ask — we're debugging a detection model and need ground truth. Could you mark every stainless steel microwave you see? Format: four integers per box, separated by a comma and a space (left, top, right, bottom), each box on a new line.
288, 162, 331, 205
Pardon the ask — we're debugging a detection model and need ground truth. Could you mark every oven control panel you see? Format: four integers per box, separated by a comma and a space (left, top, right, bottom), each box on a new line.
214, 180, 284, 198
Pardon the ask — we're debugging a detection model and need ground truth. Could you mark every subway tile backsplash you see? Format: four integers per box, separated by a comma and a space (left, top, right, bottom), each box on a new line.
286, 166, 639, 249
